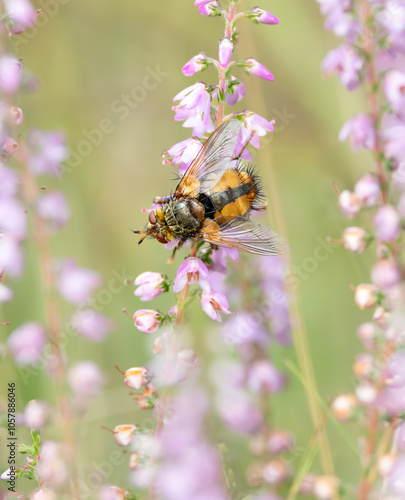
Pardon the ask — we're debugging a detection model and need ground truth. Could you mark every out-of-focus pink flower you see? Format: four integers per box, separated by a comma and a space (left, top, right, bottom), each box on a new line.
243, 58, 274, 81
201, 289, 232, 322
357, 322, 378, 350
372, 260, 401, 290
339, 113, 376, 151
2, 136, 19, 155
384, 352, 405, 389
218, 38, 233, 67
313, 476, 340, 500
267, 430, 295, 454
24, 400, 49, 429
343, 227, 368, 253
374, 205, 401, 242
68, 361, 105, 397
208, 246, 239, 273
37, 441, 68, 487
173, 257, 210, 293
7, 322, 46, 365
383, 120, 405, 162
331, 394, 357, 421
218, 391, 262, 434
71, 309, 112, 342
354, 174, 380, 207
58, 259, 102, 305
247, 360, 286, 393
158, 348, 200, 386
0, 196, 26, 237
113, 424, 139, 447
318, 0, 359, 41
322, 45, 363, 90
222, 312, 268, 345
249, 7, 279, 24
262, 459, 290, 486
134, 272, 165, 301
172, 83, 214, 137
0, 164, 19, 196
0, 236, 24, 277
387, 455, 405, 494
338, 190, 361, 218
226, 77, 246, 106
164, 137, 203, 167
30, 489, 57, 500
0, 57, 22, 94
354, 284, 378, 310
182, 53, 209, 77
385, 70, 405, 119
8, 106, 24, 126
124, 367, 150, 389
133, 309, 161, 334
0, 283, 13, 302
36, 191, 70, 229
27, 130, 68, 177
4, 0, 36, 33
98, 486, 130, 500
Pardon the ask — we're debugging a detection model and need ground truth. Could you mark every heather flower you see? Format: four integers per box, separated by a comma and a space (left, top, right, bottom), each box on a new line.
247, 360, 286, 393
262, 459, 290, 485
321, 45, 363, 90
173, 257, 210, 293
0, 164, 19, 196
384, 352, 405, 388
134, 272, 166, 301
68, 361, 105, 397
384, 70, 405, 120
201, 289, 232, 322
377, 453, 396, 478
36, 191, 70, 229
339, 113, 376, 151
37, 441, 69, 487
133, 309, 161, 334
244, 112, 275, 145
197, 1, 221, 17
338, 190, 361, 217
387, 455, 405, 494
158, 348, 200, 386
356, 382, 378, 405
27, 130, 68, 177
71, 309, 112, 342
354, 174, 380, 207
218, 38, 233, 67
0, 283, 13, 302
243, 58, 274, 81
267, 430, 295, 454
372, 260, 401, 289
0, 236, 24, 277
331, 394, 357, 421
24, 400, 49, 429
343, 227, 368, 253
313, 476, 340, 500
2, 136, 19, 155
218, 391, 262, 434
58, 259, 102, 305
164, 137, 202, 167
354, 284, 378, 309
113, 424, 139, 447
222, 313, 268, 345
124, 367, 150, 389
373, 205, 401, 242
0, 196, 26, 237
383, 120, 405, 162
4, 0, 36, 34
172, 82, 214, 137
0, 57, 22, 94
208, 246, 239, 273
30, 490, 56, 500
357, 322, 378, 350
7, 322, 46, 365
248, 7, 279, 25
182, 53, 210, 76
226, 77, 246, 106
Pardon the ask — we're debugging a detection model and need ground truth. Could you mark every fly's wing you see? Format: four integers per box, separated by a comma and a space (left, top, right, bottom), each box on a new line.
199, 218, 289, 256
174, 119, 241, 199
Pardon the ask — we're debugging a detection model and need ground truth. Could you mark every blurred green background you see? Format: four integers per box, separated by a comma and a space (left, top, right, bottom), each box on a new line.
1, 0, 378, 495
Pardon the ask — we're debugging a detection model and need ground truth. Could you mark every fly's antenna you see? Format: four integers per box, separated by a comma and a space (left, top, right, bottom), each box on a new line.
132, 228, 151, 245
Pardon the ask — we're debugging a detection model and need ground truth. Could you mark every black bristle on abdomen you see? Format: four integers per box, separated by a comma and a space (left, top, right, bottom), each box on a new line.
198, 193, 217, 219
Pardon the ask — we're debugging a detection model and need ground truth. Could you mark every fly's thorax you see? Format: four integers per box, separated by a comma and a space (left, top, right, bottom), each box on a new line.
158, 198, 205, 239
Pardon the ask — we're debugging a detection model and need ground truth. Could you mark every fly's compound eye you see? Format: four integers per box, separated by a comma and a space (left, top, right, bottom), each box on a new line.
148, 211, 156, 225
156, 232, 167, 244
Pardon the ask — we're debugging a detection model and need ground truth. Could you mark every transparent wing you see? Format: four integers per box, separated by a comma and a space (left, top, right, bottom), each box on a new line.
199, 217, 289, 256
175, 119, 241, 199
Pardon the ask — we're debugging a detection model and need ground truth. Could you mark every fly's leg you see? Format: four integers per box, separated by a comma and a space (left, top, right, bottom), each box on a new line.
153, 195, 172, 204
167, 240, 185, 264
232, 130, 254, 160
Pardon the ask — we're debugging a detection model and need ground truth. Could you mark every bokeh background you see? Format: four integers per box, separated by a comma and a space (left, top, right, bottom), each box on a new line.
1, 0, 377, 495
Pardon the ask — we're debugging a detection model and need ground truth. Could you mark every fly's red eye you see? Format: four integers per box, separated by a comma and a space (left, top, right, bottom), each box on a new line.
148, 211, 156, 225
156, 232, 167, 244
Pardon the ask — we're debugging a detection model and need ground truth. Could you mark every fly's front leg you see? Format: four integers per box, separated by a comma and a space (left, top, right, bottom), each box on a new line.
167, 240, 185, 264
153, 195, 172, 205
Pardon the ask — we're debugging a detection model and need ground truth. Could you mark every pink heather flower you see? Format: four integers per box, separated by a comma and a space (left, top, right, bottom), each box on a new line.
253, 495, 284, 500
24, 400, 49, 429
0, 57, 22, 94
374, 205, 401, 242
384, 352, 405, 389
133, 309, 161, 334
383, 120, 405, 162
4, 0, 36, 33
124, 367, 150, 389
208, 246, 239, 273
71, 309, 112, 342
172, 82, 214, 137
158, 348, 200, 386
197, 1, 221, 16
7, 322, 46, 365
372, 260, 401, 290
387, 455, 405, 494
267, 430, 295, 454
222, 313, 268, 345
201, 289, 232, 322
339, 113, 376, 151
165, 137, 203, 166
322, 45, 363, 91
357, 322, 378, 350
384, 70, 405, 119
0, 283, 13, 302
354, 284, 378, 310
354, 174, 380, 207
226, 77, 246, 106
343, 227, 367, 253
218, 391, 262, 434
68, 361, 105, 397
134, 272, 165, 301
0, 164, 19, 196
218, 38, 233, 67
27, 130, 68, 177
332, 394, 357, 421
249, 7, 279, 25
247, 360, 286, 393
262, 460, 290, 486
31, 489, 57, 500
318, 0, 359, 41
173, 257, 210, 293
0, 236, 24, 277
244, 58, 274, 81
113, 424, 139, 447
313, 476, 340, 500
37, 441, 68, 487
58, 259, 102, 305
2, 136, 19, 155
99, 486, 130, 500
236, 113, 275, 160
36, 191, 70, 228
182, 53, 209, 77
338, 190, 361, 218
0, 196, 26, 237
8, 106, 24, 126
